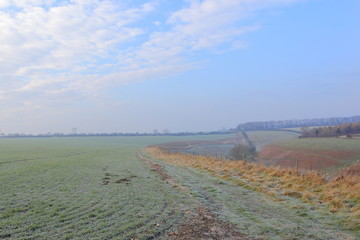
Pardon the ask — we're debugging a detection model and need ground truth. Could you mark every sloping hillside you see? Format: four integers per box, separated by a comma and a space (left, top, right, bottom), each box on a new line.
257, 137, 360, 176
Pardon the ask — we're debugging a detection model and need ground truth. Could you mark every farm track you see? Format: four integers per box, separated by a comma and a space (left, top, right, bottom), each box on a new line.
136, 150, 248, 240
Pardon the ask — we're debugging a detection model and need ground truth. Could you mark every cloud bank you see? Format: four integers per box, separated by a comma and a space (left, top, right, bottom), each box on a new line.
0, 0, 302, 129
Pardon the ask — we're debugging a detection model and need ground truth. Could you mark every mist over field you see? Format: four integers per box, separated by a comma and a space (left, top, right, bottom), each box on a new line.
0, 0, 359, 134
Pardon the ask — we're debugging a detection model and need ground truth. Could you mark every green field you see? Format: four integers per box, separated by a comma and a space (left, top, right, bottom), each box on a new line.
246, 130, 300, 150
0, 137, 192, 239
0, 136, 358, 239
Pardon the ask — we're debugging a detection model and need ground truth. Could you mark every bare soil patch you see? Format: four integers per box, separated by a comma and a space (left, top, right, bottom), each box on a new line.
258, 145, 359, 171
102, 171, 136, 185
115, 176, 136, 184
337, 162, 360, 176
167, 207, 249, 240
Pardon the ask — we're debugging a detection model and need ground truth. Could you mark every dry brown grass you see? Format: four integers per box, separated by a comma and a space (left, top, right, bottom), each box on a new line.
145, 147, 360, 228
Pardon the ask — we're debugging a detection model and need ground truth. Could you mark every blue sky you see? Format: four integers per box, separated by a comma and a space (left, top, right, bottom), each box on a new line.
0, 0, 359, 134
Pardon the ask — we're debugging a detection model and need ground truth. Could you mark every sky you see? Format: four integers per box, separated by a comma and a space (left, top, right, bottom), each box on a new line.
0, 0, 359, 134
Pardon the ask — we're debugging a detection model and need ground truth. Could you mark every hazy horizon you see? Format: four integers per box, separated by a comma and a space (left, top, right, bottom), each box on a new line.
1, 0, 359, 134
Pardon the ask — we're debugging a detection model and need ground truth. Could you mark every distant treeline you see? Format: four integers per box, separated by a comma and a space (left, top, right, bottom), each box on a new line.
236, 116, 360, 131
300, 122, 360, 138
0, 130, 232, 138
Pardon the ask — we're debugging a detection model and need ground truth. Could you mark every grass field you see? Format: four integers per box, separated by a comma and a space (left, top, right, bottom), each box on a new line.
1, 136, 359, 239
0, 137, 195, 239
150, 133, 239, 159
245, 130, 300, 151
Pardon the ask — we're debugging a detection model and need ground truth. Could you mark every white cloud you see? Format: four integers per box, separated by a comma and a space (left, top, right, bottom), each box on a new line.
0, 0, 303, 129
166, 0, 303, 50
0, 1, 155, 93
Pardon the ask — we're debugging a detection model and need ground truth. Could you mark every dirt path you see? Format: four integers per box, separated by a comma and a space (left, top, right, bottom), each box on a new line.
136, 150, 248, 240
139, 150, 357, 240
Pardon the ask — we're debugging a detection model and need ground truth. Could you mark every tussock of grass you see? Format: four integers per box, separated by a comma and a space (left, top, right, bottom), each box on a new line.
146, 147, 360, 229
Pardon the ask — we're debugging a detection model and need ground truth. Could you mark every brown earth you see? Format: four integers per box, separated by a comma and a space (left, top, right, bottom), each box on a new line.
115, 176, 136, 184
167, 207, 249, 240
258, 145, 359, 172
337, 163, 360, 176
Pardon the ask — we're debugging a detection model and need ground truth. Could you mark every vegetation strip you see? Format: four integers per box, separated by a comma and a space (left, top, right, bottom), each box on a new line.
300, 121, 360, 138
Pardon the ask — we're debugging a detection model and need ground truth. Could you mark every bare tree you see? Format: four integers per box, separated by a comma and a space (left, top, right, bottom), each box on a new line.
229, 144, 256, 162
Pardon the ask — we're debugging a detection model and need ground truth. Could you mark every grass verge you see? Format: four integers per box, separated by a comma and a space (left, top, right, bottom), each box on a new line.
146, 147, 360, 231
